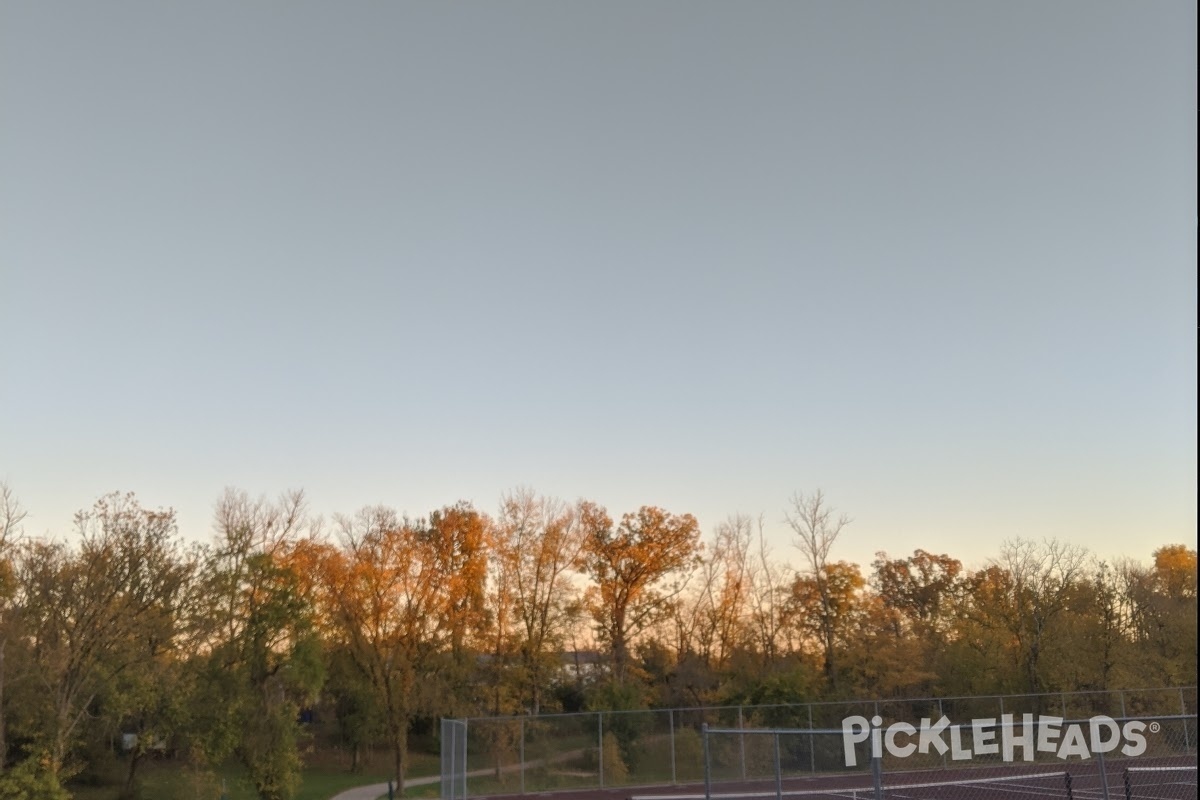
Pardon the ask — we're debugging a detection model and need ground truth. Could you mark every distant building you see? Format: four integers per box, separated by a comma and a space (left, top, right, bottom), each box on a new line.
560, 649, 604, 682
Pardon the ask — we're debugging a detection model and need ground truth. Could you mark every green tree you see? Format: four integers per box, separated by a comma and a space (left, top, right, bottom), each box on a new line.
0, 753, 69, 800
14, 493, 189, 780
191, 489, 323, 800
322, 645, 383, 772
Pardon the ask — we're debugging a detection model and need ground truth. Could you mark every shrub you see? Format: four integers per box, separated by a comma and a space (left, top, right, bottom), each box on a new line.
0, 756, 70, 800
600, 731, 628, 785
673, 728, 703, 781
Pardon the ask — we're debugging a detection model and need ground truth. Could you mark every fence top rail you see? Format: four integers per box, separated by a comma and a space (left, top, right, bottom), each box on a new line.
703, 713, 1197, 735
767, 687, 1198, 707
456, 687, 1198, 724
704, 727, 846, 736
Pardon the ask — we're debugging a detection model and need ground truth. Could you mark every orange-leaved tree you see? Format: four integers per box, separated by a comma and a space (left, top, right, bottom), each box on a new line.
784, 559, 866, 690
319, 503, 489, 795
871, 549, 964, 637
581, 505, 701, 683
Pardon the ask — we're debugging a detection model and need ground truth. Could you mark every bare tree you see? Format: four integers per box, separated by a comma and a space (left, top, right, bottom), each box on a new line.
990, 537, 1089, 696
492, 489, 588, 714
0, 483, 25, 547
784, 490, 851, 686
206, 488, 315, 655
0, 481, 26, 773
746, 514, 790, 663
675, 514, 754, 668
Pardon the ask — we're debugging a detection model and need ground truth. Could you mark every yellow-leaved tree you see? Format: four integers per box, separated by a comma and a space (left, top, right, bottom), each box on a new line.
580, 505, 701, 684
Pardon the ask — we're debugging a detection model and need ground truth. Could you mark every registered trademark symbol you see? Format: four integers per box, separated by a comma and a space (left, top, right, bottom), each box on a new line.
1149, 722, 1161, 734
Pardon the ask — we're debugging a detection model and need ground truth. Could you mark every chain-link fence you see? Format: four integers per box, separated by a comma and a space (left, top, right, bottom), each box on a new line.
441, 718, 467, 800
439, 688, 1197, 800
699, 714, 1196, 800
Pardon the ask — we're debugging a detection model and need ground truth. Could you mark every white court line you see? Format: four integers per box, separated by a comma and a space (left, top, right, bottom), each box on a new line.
630, 772, 1070, 800
632, 781, 1069, 800
1126, 766, 1198, 777
886, 781, 1068, 800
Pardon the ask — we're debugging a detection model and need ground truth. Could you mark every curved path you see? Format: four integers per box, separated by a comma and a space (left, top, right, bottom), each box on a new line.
330, 744, 594, 800
328, 772, 441, 800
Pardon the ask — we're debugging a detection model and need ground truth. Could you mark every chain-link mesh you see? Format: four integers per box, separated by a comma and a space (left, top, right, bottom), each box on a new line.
440, 689, 1195, 799
707, 728, 870, 781
701, 715, 1198, 800
1122, 765, 1197, 800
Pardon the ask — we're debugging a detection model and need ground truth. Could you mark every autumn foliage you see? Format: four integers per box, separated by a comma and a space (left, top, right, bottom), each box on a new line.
0, 482, 1193, 799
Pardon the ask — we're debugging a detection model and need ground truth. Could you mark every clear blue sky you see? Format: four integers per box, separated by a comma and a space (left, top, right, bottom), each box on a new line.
1, 2, 1195, 571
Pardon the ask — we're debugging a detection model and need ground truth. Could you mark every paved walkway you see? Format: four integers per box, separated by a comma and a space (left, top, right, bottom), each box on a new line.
329, 744, 590, 800
328, 771, 440, 800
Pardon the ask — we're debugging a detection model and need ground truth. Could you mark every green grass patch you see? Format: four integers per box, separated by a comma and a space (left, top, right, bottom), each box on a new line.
66, 748, 441, 800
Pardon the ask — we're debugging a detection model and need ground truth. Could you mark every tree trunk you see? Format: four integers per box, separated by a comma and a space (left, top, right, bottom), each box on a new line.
124, 746, 144, 797
1027, 641, 1042, 696
529, 656, 541, 716
0, 638, 6, 774
819, 585, 837, 689
612, 605, 628, 683
392, 721, 407, 796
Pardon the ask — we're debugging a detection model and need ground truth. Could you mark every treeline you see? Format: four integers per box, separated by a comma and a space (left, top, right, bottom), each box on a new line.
0, 484, 1194, 800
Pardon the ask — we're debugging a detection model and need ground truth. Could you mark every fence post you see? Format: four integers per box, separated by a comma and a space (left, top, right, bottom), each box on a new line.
448, 723, 456, 800
739, 705, 747, 780
1119, 691, 1126, 720
519, 717, 525, 795
870, 717, 883, 800
464, 718, 470, 800
938, 699, 947, 769
1181, 688, 1188, 716
808, 705, 815, 774
774, 732, 783, 800
1097, 747, 1110, 800
669, 709, 677, 785
703, 723, 712, 800
599, 713, 604, 788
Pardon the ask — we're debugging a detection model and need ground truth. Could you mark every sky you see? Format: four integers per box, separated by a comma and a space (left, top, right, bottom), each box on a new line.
1, 2, 1195, 573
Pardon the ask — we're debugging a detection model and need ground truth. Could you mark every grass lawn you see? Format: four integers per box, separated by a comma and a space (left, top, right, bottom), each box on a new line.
67, 749, 441, 800
373, 781, 442, 800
